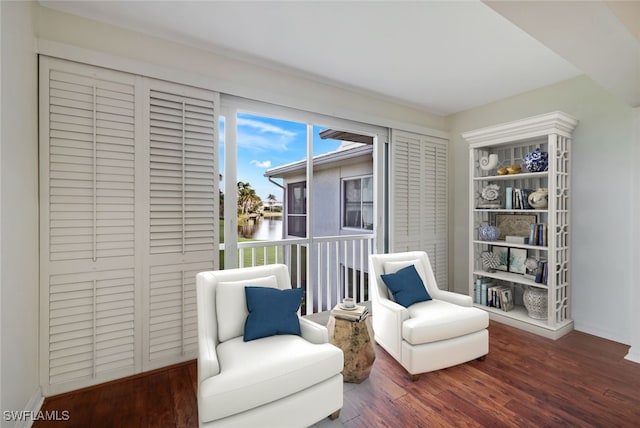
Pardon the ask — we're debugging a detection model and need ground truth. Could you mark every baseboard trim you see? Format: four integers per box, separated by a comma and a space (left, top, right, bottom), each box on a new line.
15, 387, 44, 428
625, 346, 640, 364
573, 322, 628, 346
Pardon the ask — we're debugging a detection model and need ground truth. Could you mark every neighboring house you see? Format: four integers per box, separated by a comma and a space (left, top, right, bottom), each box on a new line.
265, 139, 373, 239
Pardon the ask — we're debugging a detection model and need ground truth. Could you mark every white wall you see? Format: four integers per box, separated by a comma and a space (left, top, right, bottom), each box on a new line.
34, 5, 447, 136
448, 76, 636, 344
627, 107, 640, 362
1, 0, 41, 424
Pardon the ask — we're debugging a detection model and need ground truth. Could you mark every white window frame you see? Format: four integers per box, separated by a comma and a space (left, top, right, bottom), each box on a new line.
341, 174, 374, 232
286, 181, 307, 238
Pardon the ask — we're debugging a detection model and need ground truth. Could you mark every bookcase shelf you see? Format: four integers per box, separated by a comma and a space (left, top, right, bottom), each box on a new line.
472, 240, 548, 251
472, 269, 547, 289
473, 209, 547, 214
473, 171, 547, 181
463, 111, 577, 339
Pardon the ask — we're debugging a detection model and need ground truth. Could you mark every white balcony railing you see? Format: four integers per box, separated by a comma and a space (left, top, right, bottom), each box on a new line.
221, 234, 375, 316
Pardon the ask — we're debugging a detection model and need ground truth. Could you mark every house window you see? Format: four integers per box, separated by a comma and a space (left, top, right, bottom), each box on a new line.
287, 182, 306, 237
343, 176, 373, 230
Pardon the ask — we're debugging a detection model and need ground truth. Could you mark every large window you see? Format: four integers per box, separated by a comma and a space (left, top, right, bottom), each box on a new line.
287, 181, 307, 237
343, 176, 373, 230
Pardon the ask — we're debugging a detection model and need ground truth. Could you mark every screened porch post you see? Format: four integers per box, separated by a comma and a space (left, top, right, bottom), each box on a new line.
223, 108, 238, 269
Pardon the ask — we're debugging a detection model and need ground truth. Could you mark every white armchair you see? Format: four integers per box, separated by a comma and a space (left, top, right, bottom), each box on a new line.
196, 264, 344, 427
369, 251, 488, 379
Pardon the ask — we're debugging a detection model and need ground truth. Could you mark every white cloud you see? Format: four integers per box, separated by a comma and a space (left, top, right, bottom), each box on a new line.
238, 118, 296, 137
250, 160, 272, 168
237, 118, 297, 152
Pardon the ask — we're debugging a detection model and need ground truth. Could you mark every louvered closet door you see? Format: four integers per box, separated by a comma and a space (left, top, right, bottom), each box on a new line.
390, 130, 448, 289
143, 81, 219, 370
39, 57, 139, 395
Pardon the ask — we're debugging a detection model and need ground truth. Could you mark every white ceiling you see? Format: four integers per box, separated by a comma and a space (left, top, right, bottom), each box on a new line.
40, 1, 639, 115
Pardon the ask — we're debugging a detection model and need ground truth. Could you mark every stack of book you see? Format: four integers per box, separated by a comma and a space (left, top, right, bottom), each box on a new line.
528, 223, 547, 246
331, 304, 369, 322
474, 277, 494, 306
474, 278, 514, 311
505, 187, 532, 210
487, 285, 514, 311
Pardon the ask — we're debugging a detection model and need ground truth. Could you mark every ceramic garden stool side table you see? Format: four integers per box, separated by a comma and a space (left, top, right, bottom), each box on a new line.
327, 308, 376, 383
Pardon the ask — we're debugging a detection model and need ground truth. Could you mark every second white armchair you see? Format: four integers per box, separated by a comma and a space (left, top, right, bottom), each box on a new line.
369, 251, 489, 379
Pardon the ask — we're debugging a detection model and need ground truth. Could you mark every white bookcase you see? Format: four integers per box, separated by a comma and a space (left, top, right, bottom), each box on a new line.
463, 111, 577, 339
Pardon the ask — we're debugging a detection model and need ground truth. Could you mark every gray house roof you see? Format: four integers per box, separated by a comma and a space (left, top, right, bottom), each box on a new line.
265, 143, 373, 179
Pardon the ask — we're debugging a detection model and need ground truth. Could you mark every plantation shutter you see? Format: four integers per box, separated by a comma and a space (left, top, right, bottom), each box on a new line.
390, 130, 448, 289
40, 57, 138, 394
143, 81, 218, 369
148, 89, 217, 254
40, 58, 220, 394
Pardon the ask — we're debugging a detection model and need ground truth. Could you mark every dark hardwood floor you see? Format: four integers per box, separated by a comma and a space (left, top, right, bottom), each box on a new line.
34, 321, 640, 427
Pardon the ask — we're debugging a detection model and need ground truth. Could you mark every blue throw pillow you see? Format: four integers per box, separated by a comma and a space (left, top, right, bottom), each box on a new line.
243, 286, 304, 342
380, 265, 431, 308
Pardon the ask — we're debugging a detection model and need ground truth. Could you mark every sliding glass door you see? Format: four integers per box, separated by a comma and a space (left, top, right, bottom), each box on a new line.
219, 98, 386, 313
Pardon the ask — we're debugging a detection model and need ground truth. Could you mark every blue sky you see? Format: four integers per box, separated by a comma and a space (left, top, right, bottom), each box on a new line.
219, 112, 342, 202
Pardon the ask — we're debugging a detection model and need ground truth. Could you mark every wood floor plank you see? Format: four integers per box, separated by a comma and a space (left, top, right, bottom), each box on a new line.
34, 321, 640, 427
169, 365, 199, 428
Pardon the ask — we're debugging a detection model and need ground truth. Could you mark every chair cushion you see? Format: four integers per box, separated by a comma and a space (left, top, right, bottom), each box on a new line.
244, 286, 303, 341
381, 264, 431, 308
199, 335, 344, 422
383, 259, 421, 275
402, 299, 489, 345
216, 275, 278, 342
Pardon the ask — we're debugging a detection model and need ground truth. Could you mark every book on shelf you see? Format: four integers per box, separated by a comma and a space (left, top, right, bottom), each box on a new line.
534, 260, 548, 284
537, 223, 544, 246
529, 223, 536, 246
331, 304, 369, 322
505, 187, 513, 210
520, 189, 531, 209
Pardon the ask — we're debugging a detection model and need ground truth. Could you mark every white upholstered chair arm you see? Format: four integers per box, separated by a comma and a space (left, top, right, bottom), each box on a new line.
372, 296, 409, 360
377, 297, 410, 324
198, 334, 220, 382
299, 317, 329, 344
430, 289, 474, 307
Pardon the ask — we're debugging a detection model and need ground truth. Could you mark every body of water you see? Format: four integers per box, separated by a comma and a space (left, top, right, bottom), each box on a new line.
238, 216, 283, 240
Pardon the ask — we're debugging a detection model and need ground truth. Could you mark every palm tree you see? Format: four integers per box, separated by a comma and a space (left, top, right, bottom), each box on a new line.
219, 173, 224, 215
237, 181, 262, 215
266, 193, 276, 212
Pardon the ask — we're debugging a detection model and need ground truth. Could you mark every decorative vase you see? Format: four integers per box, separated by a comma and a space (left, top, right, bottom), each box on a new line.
528, 188, 549, 209
523, 286, 548, 320
478, 225, 500, 241
479, 154, 499, 171
524, 148, 549, 172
